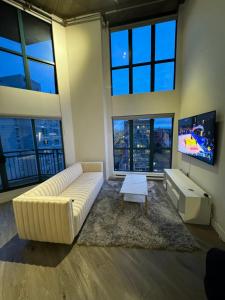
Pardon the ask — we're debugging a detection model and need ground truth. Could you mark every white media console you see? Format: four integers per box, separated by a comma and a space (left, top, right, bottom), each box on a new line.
164, 169, 211, 225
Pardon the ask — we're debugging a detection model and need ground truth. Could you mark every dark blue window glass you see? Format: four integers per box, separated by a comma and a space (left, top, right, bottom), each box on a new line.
111, 30, 129, 67
132, 26, 151, 63
154, 118, 172, 130
112, 68, 129, 96
29, 60, 56, 93
0, 2, 22, 53
113, 120, 130, 148
23, 12, 54, 62
0, 118, 38, 188
0, 51, 26, 89
34, 119, 65, 175
35, 119, 63, 149
113, 117, 173, 172
155, 20, 176, 60
153, 118, 173, 171
154, 62, 175, 92
0, 117, 65, 190
133, 66, 150, 94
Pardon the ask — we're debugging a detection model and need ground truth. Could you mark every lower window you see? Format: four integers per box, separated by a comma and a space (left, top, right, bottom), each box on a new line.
113, 116, 173, 172
0, 117, 65, 192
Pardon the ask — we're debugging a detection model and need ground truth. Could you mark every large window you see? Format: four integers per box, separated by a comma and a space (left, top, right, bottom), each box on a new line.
0, 1, 57, 93
0, 117, 65, 191
113, 116, 173, 172
110, 19, 177, 96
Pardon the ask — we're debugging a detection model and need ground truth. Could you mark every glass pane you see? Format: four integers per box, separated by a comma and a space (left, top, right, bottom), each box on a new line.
133, 119, 150, 148
153, 149, 171, 172
155, 20, 176, 61
0, 2, 21, 52
113, 120, 130, 148
153, 118, 173, 172
133, 149, 150, 172
154, 62, 174, 92
0, 51, 26, 89
114, 149, 130, 171
35, 119, 64, 177
133, 65, 151, 94
111, 30, 129, 67
0, 118, 38, 188
29, 60, 56, 93
0, 176, 2, 191
22, 12, 54, 62
132, 25, 151, 63
35, 119, 63, 149
112, 68, 129, 96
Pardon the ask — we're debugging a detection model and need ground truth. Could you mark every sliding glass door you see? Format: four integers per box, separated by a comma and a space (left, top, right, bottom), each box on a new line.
0, 117, 65, 191
113, 116, 173, 172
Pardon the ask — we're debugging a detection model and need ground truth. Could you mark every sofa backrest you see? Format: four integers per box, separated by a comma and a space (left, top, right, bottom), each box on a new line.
24, 163, 83, 197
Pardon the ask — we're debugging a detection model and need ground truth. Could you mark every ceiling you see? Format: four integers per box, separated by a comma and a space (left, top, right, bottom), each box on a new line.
15, 0, 185, 26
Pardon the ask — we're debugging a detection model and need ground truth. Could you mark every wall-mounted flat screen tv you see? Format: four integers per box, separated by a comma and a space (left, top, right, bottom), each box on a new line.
178, 111, 216, 165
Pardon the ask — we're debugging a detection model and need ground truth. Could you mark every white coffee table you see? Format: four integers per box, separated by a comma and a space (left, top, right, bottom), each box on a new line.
120, 174, 148, 212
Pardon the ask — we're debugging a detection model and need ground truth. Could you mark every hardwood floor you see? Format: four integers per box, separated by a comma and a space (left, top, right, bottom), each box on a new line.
0, 201, 224, 300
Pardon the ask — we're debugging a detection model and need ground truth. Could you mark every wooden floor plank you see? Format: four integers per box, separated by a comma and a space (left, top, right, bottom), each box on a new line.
0, 197, 224, 300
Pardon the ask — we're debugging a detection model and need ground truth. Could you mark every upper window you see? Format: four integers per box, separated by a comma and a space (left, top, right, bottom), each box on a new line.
0, 1, 57, 94
110, 20, 177, 96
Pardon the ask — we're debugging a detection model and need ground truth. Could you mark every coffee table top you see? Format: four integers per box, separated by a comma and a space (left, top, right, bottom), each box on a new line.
120, 174, 148, 196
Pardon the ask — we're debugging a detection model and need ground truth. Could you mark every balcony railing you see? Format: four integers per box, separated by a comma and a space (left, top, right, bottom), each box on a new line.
1, 148, 65, 189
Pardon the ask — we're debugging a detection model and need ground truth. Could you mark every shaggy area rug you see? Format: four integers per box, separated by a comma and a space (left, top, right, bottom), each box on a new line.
77, 180, 199, 251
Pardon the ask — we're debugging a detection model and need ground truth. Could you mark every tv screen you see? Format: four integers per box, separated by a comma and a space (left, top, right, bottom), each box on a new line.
178, 111, 216, 165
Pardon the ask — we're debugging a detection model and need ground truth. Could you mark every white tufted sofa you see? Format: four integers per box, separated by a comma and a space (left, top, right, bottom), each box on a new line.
13, 162, 104, 244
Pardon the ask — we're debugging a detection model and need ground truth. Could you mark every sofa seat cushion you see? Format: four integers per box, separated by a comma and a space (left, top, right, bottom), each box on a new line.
60, 172, 103, 234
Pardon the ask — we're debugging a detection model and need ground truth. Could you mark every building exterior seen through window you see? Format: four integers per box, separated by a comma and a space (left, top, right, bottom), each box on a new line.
110, 19, 177, 95
0, 1, 57, 94
113, 117, 173, 172
0, 118, 65, 192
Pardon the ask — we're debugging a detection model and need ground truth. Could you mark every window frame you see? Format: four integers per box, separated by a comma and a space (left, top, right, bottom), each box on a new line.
112, 116, 174, 173
0, 117, 65, 192
0, 4, 58, 94
110, 18, 177, 96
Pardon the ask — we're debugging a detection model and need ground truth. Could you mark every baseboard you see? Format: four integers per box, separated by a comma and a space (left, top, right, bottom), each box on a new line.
212, 218, 225, 242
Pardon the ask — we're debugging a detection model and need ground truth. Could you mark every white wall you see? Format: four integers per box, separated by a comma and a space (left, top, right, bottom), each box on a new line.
65, 20, 106, 166
178, 0, 225, 240
52, 21, 76, 166
0, 85, 61, 118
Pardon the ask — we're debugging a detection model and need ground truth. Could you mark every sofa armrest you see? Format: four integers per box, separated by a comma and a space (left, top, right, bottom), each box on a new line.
13, 196, 75, 244
81, 161, 103, 173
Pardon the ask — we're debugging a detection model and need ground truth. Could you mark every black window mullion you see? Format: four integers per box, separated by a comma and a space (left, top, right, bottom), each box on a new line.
173, 20, 178, 90
129, 120, 133, 171
59, 120, 66, 169
128, 29, 133, 94
151, 25, 155, 92
27, 55, 56, 66
0, 46, 22, 57
17, 10, 32, 90
149, 119, 154, 172
31, 119, 42, 182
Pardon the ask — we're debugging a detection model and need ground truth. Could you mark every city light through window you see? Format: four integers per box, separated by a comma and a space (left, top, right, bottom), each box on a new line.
0, 118, 65, 191
113, 117, 173, 172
